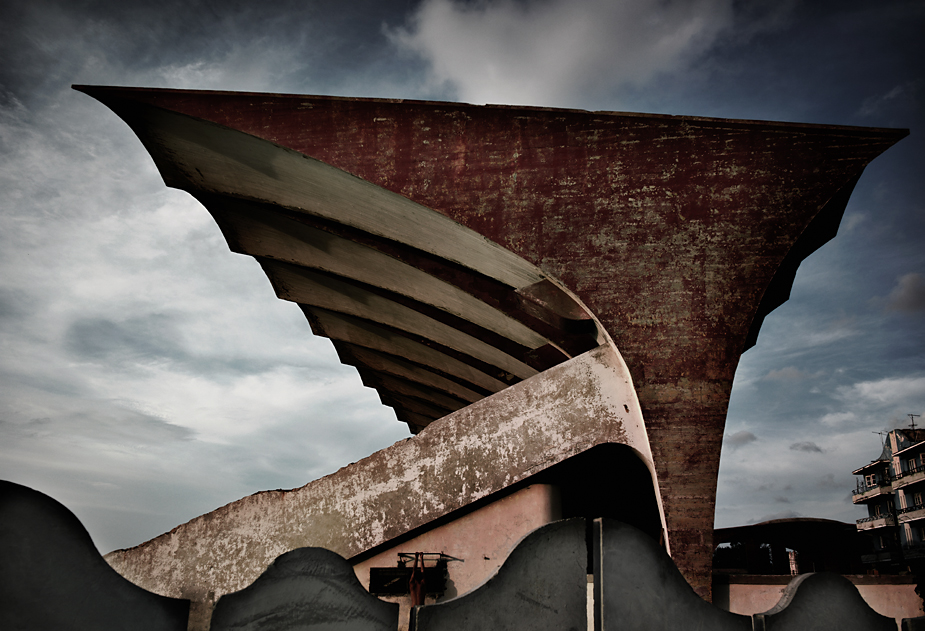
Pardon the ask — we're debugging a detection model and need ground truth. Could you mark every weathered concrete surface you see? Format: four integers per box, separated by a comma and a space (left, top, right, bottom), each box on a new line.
105, 345, 657, 614
593, 518, 751, 631
753, 573, 897, 631
0, 481, 189, 631
354, 483, 561, 631
210, 547, 398, 631
77, 86, 906, 598
411, 518, 587, 631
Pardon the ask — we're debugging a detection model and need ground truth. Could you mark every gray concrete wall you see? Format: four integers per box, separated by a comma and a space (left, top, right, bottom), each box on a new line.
594, 519, 751, 630
411, 519, 588, 631
210, 548, 398, 631
0, 481, 189, 631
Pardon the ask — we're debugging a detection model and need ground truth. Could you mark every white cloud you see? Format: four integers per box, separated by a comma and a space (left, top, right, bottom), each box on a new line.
747, 306, 859, 359
841, 212, 866, 232
2, 0, 921, 558
819, 411, 858, 427
838, 375, 925, 406
0, 53, 412, 552
149, 40, 307, 93
763, 366, 819, 381
725, 430, 757, 448
387, 0, 738, 107
858, 80, 922, 118
790, 441, 823, 453
884, 273, 925, 313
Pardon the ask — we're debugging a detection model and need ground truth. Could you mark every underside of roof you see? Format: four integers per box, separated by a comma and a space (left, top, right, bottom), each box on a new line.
77, 90, 604, 433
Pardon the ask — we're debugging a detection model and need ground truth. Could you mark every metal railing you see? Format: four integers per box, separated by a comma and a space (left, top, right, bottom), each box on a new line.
894, 463, 925, 480
853, 478, 893, 495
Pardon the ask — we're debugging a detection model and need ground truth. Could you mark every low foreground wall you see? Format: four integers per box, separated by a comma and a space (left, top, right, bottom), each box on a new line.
715, 574, 923, 622
6, 482, 925, 631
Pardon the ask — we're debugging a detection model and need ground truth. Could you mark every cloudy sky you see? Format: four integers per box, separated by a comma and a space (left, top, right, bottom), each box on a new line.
1, 0, 923, 554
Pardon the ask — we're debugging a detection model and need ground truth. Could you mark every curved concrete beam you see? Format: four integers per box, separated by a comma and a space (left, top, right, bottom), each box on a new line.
210, 200, 549, 348
262, 260, 538, 380
83, 98, 548, 290
307, 309, 510, 395
105, 345, 660, 607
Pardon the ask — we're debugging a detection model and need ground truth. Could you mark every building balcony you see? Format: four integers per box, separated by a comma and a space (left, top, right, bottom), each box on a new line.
852, 483, 893, 504
898, 505, 925, 523
892, 466, 925, 490
856, 514, 896, 530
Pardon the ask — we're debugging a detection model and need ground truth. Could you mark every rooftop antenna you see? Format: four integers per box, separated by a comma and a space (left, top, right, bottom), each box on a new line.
873, 430, 885, 444
910, 414, 921, 431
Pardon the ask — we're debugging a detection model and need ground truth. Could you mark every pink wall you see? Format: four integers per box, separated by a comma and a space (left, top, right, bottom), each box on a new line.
717, 576, 923, 623
352, 484, 561, 631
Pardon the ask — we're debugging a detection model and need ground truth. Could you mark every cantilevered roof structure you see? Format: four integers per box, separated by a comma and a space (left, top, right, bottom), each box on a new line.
77, 86, 608, 433
76, 85, 906, 601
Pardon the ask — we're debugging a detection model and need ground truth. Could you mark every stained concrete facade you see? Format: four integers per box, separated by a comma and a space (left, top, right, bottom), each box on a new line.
105, 344, 658, 626
78, 85, 907, 602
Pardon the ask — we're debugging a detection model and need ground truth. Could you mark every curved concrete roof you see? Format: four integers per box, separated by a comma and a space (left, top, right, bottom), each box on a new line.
76, 84, 907, 598
76, 87, 605, 432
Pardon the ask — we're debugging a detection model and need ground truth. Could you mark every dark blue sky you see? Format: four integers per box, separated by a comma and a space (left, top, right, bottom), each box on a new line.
1, 0, 923, 552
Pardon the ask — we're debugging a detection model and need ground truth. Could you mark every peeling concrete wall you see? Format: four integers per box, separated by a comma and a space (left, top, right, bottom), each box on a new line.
105, 344, 655, 620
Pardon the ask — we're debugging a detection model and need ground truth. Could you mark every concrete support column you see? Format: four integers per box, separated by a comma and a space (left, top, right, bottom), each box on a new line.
644, 403, 728, 600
